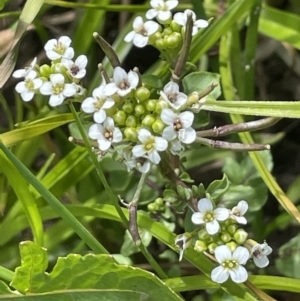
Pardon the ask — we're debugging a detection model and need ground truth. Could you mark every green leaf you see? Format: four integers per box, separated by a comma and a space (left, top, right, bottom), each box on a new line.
182, 71, 221, 99
206, 174, 230, 200
11, 241, 183, 301
141, 74, 164, 89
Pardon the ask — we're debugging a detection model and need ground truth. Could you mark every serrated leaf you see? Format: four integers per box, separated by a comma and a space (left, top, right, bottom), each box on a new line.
11, 241, 183, 301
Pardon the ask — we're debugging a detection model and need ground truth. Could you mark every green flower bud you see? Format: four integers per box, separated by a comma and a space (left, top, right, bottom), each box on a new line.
166, 32, 181, 49
155, 100, 168, 114
124, 127, 138, 141
145, 99, 157, 112
142, 114, 156, 127
187, 92, 199, 106
170, 20, 182, 32
51, 62, 65, 74
135, 86, 151, 102
39, 64, 51, 77
207, 243, 218, 254
233, 229, 248, 245
106, 106, 116, 116
227, 224, 238, 235
162, 27, 173, 37
155, 38, 166, 50
122, 101, 134, 113
135, 104, 146, 115
194, 240, 207, 253
125, 115, 137, 127
221, 232, 232, 243
152, 119, 165, 133
113, 110, 127, 126
147, 203, 157, 211
155, 197, 164, 206
226, 241, 237, 252
198, 229, 209, 240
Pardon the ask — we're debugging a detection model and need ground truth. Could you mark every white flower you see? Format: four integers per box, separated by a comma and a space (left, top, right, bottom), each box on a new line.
88, 117, 123, 151
173, 9, 208, 36
161, 108, 196, 144
62, 55, 88, 79
175, 233, 191, 261
15, 70, 43, 102
132, 129, 168, 164
160, 81, 187, 110
40, 73, 77, 106
44, 36, 74, 60
104, 67, 139, 97
251, 242, 272, 268
124, 16, 159, 48
211, 245, 249, 283
123, 150, 151, 173
230, 200, 248, 224
146, 0, 178, 23
13, 57, 37, 78
191, 198, 229, 235
81, 83, 115, 124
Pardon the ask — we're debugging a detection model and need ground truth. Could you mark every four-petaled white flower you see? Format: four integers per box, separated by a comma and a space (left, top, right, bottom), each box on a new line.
146, 0, 178, 23
15, 70, 43, 102
173, 9, 208, 36
88, 117, 123, 151
81, 82, 115, 124
13, 57, 37, 78
40, 73, 77, 106
161, 108, 196, 144
191, 198, 229, 235
160, 81, 187, 110
123, 150, 151, 173
125, 16, 159, 48
251, 242, 272, 268
44, 36, 74, 60
62, 55, 88, 79
132, 129, 168, 164
104, 67, 139, 97
230, 200, 248, 224
211, 245, 250, 284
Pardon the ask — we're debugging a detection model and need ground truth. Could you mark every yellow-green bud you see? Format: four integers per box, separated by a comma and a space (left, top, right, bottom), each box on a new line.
51, 62, 64, 74
147, 203, 157, 211
194, 240, 207, 253
142, 114, 156, 127
124, 127, 138, 141
170, 20, 182, 32
135, 104, 146, 116
152, 119, 165, 133
233, 229, 248, 245
187, 92, 199, 106
162, 27, 173, 37
125, 115, 137, 127
221, 232, 232, 243
155, 38, 166, 50
208, 243, 218, 254
227, 224, 238, 235
198, 229, 209, 240
155, 197, 164, 206
155, 100, 168, 114
145, 99, 157, 111
135, 86, 150, 102
226, 241, 237, 252
113, 110, 127, 125
39, 64, 51, 77
166, 32, 181, 49
122, 101, 134, 113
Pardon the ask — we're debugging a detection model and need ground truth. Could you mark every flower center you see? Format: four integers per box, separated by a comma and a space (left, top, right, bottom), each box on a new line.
222, 259, 238, 269
204, 211, 215, 222
253, 249, 263, 259
25, 79, 35, 91
52, 83, 64, 95
54, 42, 66, 55
136, 157, 147, 167
118, 80, 130, 90
232, 208, 241, 216
70, 64, 80, 76
136, 25, 148, 37
104, 128, 113, 141
144, 137, 155, 151
94, 97, 106, 111
168, 92, 178, 103
173, 118, 183, 131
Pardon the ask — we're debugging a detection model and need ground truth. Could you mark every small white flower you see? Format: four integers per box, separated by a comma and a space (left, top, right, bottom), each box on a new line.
211, 245, 249, 283
146, 0, 178, 23
161, 108, 196, 144
88, 117, 123, 151
173, 9, 208, 36
13, 57, 37, 78
104, 67, 139, 97
44, 36, 74, 60
175, 233, 191, 261
160, 81, 187, 110
123, 150, 151, 173
230, 200, 248, 224
15, 70, 43, 102
40, 73, 77, 106
125, 16, 159, 48
132, 129, 168, 164
191, 198, 229, 235
251, 242, 272, 268
81, 83, 115, 124
62, 55, 88, 79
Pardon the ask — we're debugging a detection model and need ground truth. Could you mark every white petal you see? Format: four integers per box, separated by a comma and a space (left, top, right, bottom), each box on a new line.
194, 19, 209, 29
157, 11, 171, 22
161, 108, 177, 125
94, 109, 106, 123
99, 139, 111, 151
211, 266, 229, 284
81, 97, 96, 113
144, 21, 159, 35
214, 208, 229, 221
179, 111, 194, 128
44, 39, 57, 51
113, 127, 123, 143
132, 145, 146, 157
133, 35, 148, 48
163, 126, 177, 141
128, 71, 139, 88
103, 98, 115, 109
214, 245, 232, 263
237, 200, 248, 215
206, 220, 220, 235
104, 116, 114, 128
138, 161, 151, 173
164, 81, 179, 94
33, 78, 43, 89
173, 12, 185, 26
235, 216, 247, 224
114, 66, 127, 83
229, 266, 248, 283
145, 9, 157, 19
49, 94, 64, 106
253, 256, 269, 268
58, 36, 72, 46
138, 129, 151, 143
75, 55, 88, 69
178, 127, 196, 144
40, 82, 53, 95
104, 83, 118, 96
46, 50, 61, 61
232, 247, 250, 265
63, 83, 77, 97
155, 136, 168, 151
50, 73, 64, 85
166, 0, 178, 10
133, 16, 144, 29
89, 124, 103, 140
191, 212, 204, 225
13, 69, 26, 78
15, 82, 26, 93
148, 150, 161, 164
21, 90, 34, 101
197, 198, 213, 212
124, 31, 135, 42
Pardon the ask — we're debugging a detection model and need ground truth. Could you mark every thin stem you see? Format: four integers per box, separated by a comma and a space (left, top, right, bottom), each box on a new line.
0, 266, 14, 282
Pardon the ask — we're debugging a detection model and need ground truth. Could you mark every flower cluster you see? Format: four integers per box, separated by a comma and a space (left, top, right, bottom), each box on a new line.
175, 198, 273, 284
13, 36, 87, 106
